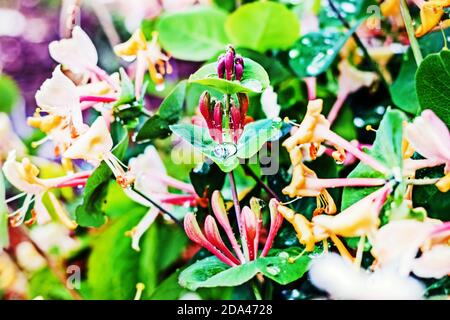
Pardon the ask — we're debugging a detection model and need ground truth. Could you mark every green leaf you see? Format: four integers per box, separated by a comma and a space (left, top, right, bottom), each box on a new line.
147, 271, 185, 300
319, 0, 375, 28
28, 268, 74, 300
189, 58, 269, 94
0, 74, 19, 113
236, 48, 292, 85
416, 50, 450, 126
75, 126, 129, 227
87, 209, 146, 299
341, 109, 407, 209
170, 119, 281, 173
413, 166, 450, 221
179, 248, 310, 291
136, 81, 187, 141
156, 7, 229, 61
235, 118, 283, 159
225, 2, 300, 52
0, 172, 9, 250
390, 53, 420, 114
114, 68, 135, 106
289, 23, 360, 78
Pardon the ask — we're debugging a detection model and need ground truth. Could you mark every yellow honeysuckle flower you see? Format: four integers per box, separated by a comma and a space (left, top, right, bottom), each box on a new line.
436, 172, 450, 192
415, 0, 450, 37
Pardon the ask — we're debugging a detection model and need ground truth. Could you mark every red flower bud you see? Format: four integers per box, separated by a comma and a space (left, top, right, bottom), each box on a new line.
217, 55, 225, 79
237, 93, 249, 119
212, 101, 223, 143
204, 215, 240, 265
225, 46, 235, 81
234, 55, 244, 81
230, 105, 242, 144
199, 91, 211, 122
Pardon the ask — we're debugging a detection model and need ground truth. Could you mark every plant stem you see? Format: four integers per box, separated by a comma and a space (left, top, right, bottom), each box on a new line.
327, 0, 389, 87
400, 0, 423, 65
251, 281, 263, 300
130, 186, 184, 229
19, 227, 82, 300
228, 171, 249, 261
241, 164, 280, 201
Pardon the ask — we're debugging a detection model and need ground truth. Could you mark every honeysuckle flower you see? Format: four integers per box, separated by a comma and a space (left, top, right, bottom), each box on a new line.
29, 222, 80, 256
405, 109, 450, 173
277, 204, 327, 252
327, 60, 378, 124
15, 241, 47, 272
30, 66, 87, 156
261, 86, 281, 119
312, 184, 392, 238
309, 253, 425, 300
2, 151, 86, 228
371, 219, 450, 278
283, 99, 388, 174
114, 29, 172, 96
415, 0, 450, 37
49, 26, 98, 77
125, 146, 197, 251
0, 113, 26, 161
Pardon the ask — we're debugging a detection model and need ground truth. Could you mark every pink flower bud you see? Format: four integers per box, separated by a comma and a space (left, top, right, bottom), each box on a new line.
184, 212, 237, 266
204, 215, 240, 265
217, 54, 225, 79
261, 198, 284, 257
225, 46, 235, 81
241, 206, 258, 260
235, 55, 244, 81
212, 190, 245, 263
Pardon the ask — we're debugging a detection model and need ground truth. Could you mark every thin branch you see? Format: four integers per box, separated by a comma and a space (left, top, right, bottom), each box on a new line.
327, 0, 389, 87
130, 187, 184, 229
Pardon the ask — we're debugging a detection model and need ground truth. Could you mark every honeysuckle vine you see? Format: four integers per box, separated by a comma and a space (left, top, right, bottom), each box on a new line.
1, 0, 450, 301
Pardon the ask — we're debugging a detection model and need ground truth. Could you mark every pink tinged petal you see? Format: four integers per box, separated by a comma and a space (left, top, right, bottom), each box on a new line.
230, 105, 242, 144
33, 194, 52, 225
261, 199, 284, 257
204, 216, 240, 265
184, 212, 237, 267
250, 198, 263, 261
211, 190, 245, 263
212, 101, 223, 143
304, 77, 317, 101
152, 172, 196, 194
241, 206, 258, 260
234, 56, 244, 81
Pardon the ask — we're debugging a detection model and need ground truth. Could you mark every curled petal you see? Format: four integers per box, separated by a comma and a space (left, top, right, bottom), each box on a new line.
204, 216, 240, 265
261, 198, 284, 257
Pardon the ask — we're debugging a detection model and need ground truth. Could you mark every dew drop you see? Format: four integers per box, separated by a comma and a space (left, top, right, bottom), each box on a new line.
266, 265, 281, 276
213, 143, 237, 159
278, 252, 289, 260
353, 117, 365, 128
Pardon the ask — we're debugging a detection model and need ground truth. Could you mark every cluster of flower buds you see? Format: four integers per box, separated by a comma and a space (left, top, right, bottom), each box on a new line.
184, 191, 283, 266
199, 92, 250, 144
217, 46, 244, 81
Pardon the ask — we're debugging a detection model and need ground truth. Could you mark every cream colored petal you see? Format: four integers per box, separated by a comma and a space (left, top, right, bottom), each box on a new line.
15, 241, 46, 272
35, 65, 79, 116
130, 206, 159, 251
412, 245, 450, 279
63, 116, 113, 162
309, 253, 424, 300
30, 223, 79, 256
49, 26, 98, 73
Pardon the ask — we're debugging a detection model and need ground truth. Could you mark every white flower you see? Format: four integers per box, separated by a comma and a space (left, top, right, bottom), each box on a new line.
35, 65, 84, 129
49, 26, 98, 75
261, 86, 281, 119
0, 113, 26, 161
63, 116, 113, 163
29, 223, 80, 257
15, 241, 46, 272
309, 253, 425, 300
